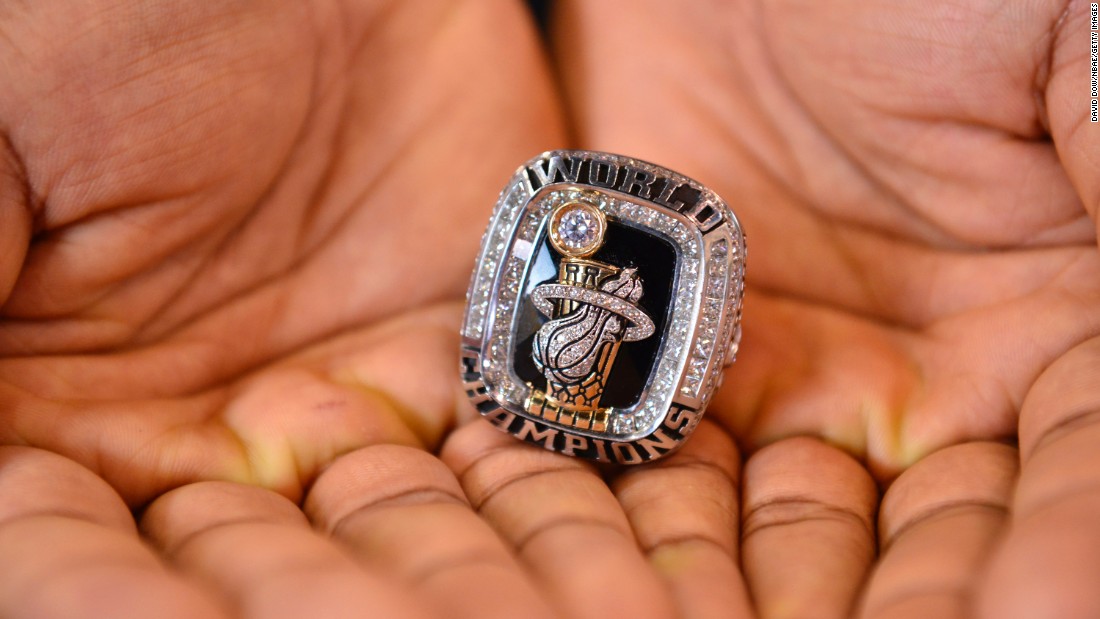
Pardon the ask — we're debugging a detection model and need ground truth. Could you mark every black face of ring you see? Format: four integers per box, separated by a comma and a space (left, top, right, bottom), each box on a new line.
512, 220, 677, 408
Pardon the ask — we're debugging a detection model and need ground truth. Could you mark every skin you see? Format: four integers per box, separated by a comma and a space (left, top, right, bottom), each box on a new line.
0, 0, 1097, 617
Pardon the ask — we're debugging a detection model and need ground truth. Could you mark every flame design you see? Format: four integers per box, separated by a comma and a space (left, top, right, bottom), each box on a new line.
532, 269, 642, 389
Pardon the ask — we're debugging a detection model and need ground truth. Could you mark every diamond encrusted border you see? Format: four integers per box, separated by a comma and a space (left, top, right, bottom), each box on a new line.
462, 150, 745, 464
480, 186, 702, 440
462, 180, 529, 341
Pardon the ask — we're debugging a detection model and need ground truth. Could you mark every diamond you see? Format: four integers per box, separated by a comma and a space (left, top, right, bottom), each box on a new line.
690, 356, 709, 374
469, 167, 740, 440
613, 414, 636, 434
559, 208, 598, 248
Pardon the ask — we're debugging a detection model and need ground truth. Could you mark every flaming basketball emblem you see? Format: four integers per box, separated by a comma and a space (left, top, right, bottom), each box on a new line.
525, 202, 655, 432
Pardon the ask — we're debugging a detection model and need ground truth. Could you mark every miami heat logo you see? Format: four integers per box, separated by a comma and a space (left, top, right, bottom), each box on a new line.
524, 201, 654, 432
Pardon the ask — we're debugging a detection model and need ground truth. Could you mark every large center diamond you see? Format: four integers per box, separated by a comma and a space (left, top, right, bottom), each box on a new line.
557, 207, 598, 250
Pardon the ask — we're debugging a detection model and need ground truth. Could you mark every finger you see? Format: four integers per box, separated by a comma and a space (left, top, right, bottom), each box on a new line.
305, 444, 555, 619
441, 420, 678, 619
0, 447, 226, 619
142, 481, 431, 619
741, 436, 878, 619
611, 421, 754, 619
858, 442, 1016, 619
0, 304, 457, 506
978, 336, 1100, 618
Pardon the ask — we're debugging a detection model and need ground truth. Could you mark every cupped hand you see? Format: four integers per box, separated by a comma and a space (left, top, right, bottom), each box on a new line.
0, 0, 576, 615
0, 0, 562, 503
554, 0, 1100, 616
555, 0, 1099, 474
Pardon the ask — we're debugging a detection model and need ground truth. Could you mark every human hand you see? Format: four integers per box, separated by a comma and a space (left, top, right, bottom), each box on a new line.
0, 1, 568, 615
552, 0, 1100, 616
0, 0, 562, 503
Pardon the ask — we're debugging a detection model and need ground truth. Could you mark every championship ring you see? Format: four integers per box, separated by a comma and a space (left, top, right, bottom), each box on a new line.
460, 150, 746, 463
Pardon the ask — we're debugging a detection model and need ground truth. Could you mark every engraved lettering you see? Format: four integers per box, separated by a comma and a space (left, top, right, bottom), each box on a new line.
517, 419, 559, 450
663, 184, 703, 213
593, 438, 611, 462
654, 178, 679, 206
587, 160, 620, 188
465, 386, 492, 405
637, 429, 679, 459
459, 348, 480, 374
663, 407, 700, 432
485, 408, 516, 429
684, 200, 723, 232
617, 166, 658, 199
611, 441, 644, 464
561, 433, 588, 457
529, 155, 583, 189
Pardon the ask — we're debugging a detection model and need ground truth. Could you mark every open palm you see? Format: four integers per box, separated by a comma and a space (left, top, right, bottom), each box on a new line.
549, 0, 1100, 617
0, 0, 564, 503
1, 1, 1098, 618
